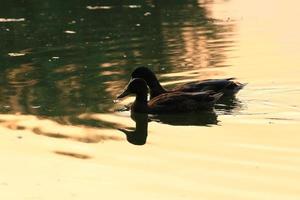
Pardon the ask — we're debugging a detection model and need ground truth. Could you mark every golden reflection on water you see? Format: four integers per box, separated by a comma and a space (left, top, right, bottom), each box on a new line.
211, 0, 300, 127
0, 114, 123, 143
159, 2, 235, 69
1, 112, 300, 199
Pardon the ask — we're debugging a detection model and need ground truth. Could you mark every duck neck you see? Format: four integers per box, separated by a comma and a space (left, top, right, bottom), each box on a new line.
136, 90, 148, 103
132, 91, 149, 113
148, 78, 168, 99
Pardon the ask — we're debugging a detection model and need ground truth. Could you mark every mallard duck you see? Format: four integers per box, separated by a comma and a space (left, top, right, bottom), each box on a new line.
131, 67, 246, 99
117, 78, 223, 114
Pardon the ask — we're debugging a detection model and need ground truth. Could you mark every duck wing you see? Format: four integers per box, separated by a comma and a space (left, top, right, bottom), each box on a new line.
172, 78, 244, 95
148, 91, 222, 113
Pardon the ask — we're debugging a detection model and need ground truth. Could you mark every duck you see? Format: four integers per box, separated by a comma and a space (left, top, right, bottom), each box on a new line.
117, 78, 223, 114
130, 67, 246, 99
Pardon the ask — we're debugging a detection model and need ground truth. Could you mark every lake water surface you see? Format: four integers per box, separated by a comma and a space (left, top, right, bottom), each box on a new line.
1, 0, 300, 199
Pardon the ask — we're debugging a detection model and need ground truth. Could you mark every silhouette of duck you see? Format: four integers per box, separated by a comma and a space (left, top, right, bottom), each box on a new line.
131, 67, 246, 99
118, 112, 149, 145
117, 78, 223, 114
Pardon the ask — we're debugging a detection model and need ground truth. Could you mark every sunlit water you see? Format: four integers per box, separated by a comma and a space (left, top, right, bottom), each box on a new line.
1, 0, 300, 199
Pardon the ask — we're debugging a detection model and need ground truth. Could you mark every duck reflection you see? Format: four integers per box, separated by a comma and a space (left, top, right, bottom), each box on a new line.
118, 112, 149, 146
150, 110, 218, 126
118, 109, 220, 146
215, 96, 243, 114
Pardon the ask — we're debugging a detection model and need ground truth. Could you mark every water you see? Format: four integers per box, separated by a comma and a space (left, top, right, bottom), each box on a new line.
0, 0, 234, 115
1, 0, 300, 199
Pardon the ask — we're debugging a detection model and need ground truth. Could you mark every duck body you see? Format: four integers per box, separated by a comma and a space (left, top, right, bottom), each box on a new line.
171, 78, 245, 96
117, 78, 222, 114
148, 91, 222, 114
131, 67, 245, 99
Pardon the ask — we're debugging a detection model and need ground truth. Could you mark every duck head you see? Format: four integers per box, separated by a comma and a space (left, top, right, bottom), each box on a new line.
131, 67, 156, 85
131, 67, 167, 98
117, 78, 148, 99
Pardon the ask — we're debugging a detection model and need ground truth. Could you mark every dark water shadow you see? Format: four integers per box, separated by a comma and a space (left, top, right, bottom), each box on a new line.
54, 151, 92, 159
32, 127, 122, 143
0, 0, 235, 117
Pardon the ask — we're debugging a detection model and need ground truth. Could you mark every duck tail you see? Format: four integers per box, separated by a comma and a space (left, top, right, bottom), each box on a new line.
226, 77, 236, 81
211, 92, 223, 103
239, 82, 248, 89
235, 82, 248, 92
225, 81, 247, 95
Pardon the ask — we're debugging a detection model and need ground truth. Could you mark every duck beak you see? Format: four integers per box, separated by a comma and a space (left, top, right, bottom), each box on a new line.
117, 87, 131, 99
